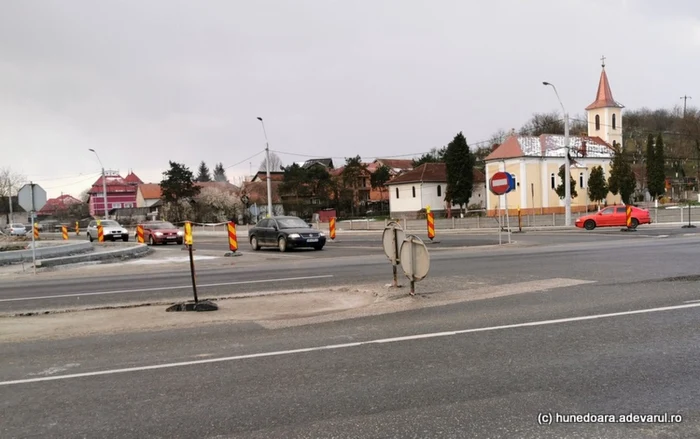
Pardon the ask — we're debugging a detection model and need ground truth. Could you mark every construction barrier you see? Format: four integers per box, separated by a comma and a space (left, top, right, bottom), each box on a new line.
33, 223, 39, 240
136, 225, 144, 243
75, 221, 80, 235
626, 205, 632, 228
61, 226, 68, 240
329, 217, 336, 240
97, 220, 104, 243
184, 221, 193, 245
426, 207, 435, 240
227, 222, 238, 252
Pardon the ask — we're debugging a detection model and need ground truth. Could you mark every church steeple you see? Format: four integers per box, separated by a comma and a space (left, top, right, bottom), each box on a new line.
586, 56, 623, 146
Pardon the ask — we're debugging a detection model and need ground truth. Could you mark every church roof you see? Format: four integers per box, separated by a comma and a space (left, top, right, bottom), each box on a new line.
485, 135, 615, 161
586, 67, 623, 110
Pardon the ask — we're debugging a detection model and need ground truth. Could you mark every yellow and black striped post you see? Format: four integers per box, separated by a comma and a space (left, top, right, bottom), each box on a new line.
184, 221, 193, 246
61, 225, 68, 240
75, 221, 80, 235
33, 223, 39, 240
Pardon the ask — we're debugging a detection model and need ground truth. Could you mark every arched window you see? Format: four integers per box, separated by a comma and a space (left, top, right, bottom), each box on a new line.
579, 172, 584, 188
395, 188, 399, 199
551, 173, 555, 189
595, 115, 600, 130
412, 186, 416, 198
437, 185, 442, 197
612, 114, 616, 130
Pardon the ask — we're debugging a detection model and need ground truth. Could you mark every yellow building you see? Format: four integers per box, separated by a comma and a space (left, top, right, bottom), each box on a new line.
485, 63, 623, 215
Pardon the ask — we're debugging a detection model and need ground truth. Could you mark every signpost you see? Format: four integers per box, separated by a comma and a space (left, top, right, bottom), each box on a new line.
489, 172, 514, 244
17, 183, 47, 274
382, 220, 406, 287
399, 234, 431, 295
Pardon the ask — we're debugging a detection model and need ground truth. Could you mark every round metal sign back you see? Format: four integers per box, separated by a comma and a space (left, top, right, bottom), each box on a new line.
399, 235, 430, 281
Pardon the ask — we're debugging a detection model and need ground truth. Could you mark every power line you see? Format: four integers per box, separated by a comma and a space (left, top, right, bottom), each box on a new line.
41, 173, 102, 190
223, 150, 266, 170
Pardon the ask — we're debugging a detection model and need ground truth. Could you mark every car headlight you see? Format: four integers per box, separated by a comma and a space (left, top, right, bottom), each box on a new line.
155, 232, 163, 236
177, 231, 184, 236
288, 233, 301, 239
319, 232, 325, 236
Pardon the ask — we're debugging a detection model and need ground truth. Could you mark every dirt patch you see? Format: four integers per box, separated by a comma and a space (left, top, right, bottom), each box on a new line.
0, 288, 380, 343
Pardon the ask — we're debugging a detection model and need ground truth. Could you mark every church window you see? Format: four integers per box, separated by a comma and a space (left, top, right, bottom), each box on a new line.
612, 114, 616, 130
595, 115, 600, 131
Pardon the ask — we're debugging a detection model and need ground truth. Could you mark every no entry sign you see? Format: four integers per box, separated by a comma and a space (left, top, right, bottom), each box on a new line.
490, 171, 514, 195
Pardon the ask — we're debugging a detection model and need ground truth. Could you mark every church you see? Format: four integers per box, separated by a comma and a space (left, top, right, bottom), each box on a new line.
484, 60, 624, 215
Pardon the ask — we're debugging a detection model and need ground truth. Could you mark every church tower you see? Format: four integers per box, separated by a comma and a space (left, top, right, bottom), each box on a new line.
586, 57, 624, 147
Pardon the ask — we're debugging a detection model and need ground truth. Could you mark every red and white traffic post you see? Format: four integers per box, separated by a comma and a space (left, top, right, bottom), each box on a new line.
489, 171, 514, 244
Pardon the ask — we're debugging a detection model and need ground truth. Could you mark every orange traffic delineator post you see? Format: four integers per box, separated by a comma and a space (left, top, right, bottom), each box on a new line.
33, 223, 39, 240
225, 221, 241, 256
61, 226, 68, 240
97, 220, 104, 242
329, 217, 336, 240
75, 221, 80, 235
427, 209, 435, 241
136, 224, 145, 243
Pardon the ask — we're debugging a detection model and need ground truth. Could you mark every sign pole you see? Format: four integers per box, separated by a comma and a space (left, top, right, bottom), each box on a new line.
392, 227, 399, 287
30, 182, 37, 275
497, 200, 502, 245
505, 192, 512, 244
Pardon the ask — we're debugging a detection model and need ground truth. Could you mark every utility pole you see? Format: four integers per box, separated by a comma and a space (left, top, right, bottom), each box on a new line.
256, 117, 274, 218
681, 96, 692, 118
8, 182, 13, 221
543, 81, 572, 226
89, 149, 109, 219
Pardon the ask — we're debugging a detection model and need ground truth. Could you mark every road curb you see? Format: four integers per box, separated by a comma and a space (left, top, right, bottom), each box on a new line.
0, 242, 93, 266
37, 244, 153, 268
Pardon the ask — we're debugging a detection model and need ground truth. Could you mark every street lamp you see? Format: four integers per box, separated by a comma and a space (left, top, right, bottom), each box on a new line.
89, 148, 109, 219
256, 117, 274, 218
543, 81, 572, 226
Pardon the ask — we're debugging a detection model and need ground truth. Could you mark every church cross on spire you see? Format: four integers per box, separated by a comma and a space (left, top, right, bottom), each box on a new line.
601, 55, 606, 68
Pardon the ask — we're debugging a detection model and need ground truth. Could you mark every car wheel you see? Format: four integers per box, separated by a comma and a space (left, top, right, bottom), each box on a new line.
313, 245, 324, 251
88, 233, 94, 242
278, 236, 287, 252
584, 220, 596, 231
250, 236, 260, 251
148, 235, 155, 246
630, 218, 639, 229
176, 239, 183, 245
123, 236, 128, 242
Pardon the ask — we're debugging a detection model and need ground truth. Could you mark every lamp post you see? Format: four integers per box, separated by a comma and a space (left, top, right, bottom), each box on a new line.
89, 148, 109, 219
543, 82, 571, 226
256, 117, 274, 218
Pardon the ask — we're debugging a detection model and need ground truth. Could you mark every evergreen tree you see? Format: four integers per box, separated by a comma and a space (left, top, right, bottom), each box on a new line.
444, 132, 475, 210
587, 165, 608, 206
646, 134, 663, 198
412, 147, 446, 167
160, 161, 201, 221
555, 165, 578, 199
213, 162, 228, 182
370, 165, 392, 211
196, 161, 212, 182
608, 142, 636, 204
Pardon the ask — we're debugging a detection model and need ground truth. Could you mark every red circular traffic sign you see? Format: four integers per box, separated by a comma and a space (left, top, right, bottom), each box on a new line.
489, 171, 511, 195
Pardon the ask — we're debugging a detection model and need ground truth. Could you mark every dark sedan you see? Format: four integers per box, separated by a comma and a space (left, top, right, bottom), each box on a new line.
248, 216, 326, 252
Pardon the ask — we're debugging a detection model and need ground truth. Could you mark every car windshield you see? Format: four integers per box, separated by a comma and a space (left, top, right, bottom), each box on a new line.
276, 218, 309, 229
11, 224, 24, 228
101, 221, 120, 227
148, 222, 176, 229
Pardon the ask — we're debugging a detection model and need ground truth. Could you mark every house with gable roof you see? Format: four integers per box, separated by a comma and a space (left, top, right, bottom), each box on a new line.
484, 62, 624, 215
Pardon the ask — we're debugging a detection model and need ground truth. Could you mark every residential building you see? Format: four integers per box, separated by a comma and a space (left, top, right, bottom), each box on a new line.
387, 163, 486, 218
484, 62, 623, 215
88, 171, 143, 216
251, 171, 284, 182
239, 180, 284, 221
136, 184, 162, 209
373, 158, 414, 176
37, 194, 84, 217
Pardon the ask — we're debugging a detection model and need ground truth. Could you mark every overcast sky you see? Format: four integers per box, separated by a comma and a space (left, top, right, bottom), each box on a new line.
1, 0, 699, 198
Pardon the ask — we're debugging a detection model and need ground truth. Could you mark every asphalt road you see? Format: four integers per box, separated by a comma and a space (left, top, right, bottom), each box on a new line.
2, 228, 700, 313
2, 260, 700, 437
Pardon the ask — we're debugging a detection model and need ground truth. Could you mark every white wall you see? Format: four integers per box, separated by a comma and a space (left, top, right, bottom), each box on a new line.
389, 182, 486, 215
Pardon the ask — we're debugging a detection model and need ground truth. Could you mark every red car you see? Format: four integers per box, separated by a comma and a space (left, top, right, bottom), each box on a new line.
138, 221, 184, 245
575, 206, 651, 230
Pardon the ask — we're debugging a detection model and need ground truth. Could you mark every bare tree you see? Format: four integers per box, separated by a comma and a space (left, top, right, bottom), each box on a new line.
0, 167, 26, 199
259, 152, 284, 173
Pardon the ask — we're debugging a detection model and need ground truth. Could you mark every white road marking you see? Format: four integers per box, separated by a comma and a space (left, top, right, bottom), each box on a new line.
0, 275, 334, 303
684, 299, 700, 304
2, 301, 699, 386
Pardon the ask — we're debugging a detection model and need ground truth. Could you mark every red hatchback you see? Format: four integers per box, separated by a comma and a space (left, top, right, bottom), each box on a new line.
138, 221, 184, 245
575, 206, 651, 230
